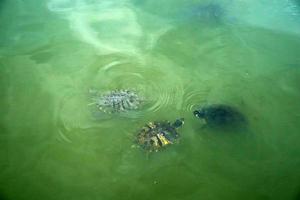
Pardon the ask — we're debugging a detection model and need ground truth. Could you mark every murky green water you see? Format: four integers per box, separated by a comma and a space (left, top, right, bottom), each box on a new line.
1, 0, 300, 200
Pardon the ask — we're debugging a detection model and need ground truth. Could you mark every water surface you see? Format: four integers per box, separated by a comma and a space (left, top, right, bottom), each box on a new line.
1, 0, 300, 200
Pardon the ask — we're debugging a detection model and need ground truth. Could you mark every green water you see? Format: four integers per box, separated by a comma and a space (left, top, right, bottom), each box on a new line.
1, 0, 300, 200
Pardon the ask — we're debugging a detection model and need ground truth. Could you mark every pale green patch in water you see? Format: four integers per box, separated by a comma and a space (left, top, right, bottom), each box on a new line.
0, 0, 300, 200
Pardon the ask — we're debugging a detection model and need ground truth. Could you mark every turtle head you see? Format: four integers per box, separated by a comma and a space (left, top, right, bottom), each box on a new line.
193, 109, 205, 118
173, 118, 184, 128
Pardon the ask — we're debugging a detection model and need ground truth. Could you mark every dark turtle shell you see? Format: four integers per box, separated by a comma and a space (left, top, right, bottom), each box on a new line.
136, 118, 184, 152
193, 104, 246, 129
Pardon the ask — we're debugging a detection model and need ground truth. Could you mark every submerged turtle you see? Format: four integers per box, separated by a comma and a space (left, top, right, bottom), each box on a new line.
193, 104, 246, 129
136, 118, 184, 152
89, 89, 142, 114
189, 3, 224, 21
179, 2, 226, 24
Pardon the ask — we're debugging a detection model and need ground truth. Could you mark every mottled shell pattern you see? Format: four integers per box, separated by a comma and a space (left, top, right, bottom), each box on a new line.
136, 121, 181, 152
89, 89, 142, 114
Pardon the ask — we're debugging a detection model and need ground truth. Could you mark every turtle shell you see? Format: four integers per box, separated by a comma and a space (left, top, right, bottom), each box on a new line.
89, 89, 142, 114
136, 121, 180, 152
193, 104, 247, 130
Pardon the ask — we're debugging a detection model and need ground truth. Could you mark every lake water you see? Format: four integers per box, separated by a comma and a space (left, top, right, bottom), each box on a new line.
0, 0, 300, 200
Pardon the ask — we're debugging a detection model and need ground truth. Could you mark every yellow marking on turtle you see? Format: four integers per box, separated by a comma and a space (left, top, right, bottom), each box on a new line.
157, 133, 172, 146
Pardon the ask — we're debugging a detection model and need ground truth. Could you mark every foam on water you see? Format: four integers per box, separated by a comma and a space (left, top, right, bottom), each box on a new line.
47, 0, 171, 56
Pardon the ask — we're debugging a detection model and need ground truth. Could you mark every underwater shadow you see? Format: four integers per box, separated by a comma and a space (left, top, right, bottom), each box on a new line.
295, 188, 300, 200
182, 2, 225, 23
0, 191, 9, 200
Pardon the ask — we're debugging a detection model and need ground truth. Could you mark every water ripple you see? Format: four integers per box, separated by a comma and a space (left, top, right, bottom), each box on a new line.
53, 55, 185, 140
182, 85, 210, 112
87, 59, 184, 118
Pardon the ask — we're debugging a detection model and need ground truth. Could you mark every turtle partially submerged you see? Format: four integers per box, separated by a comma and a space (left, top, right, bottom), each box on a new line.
89, 89, 142, 114
136, 118, 184, 152
193, 104, 246, 129
188, 3, 225, 22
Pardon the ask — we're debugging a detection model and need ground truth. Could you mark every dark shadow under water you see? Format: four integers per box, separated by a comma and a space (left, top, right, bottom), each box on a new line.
181, 2, 225, 24
0, 191, 9, 200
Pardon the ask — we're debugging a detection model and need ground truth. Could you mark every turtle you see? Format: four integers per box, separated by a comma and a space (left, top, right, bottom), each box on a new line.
136, 118, 184, 152
179, 2, 225, 24
193, 104, 246, 129
88, 88, 142, 114
189, 3, 224, 22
